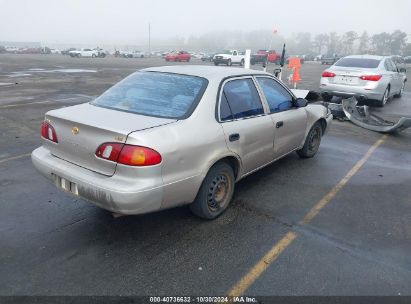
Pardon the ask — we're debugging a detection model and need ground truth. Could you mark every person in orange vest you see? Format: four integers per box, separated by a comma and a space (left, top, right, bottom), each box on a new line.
287, 57, 301, 88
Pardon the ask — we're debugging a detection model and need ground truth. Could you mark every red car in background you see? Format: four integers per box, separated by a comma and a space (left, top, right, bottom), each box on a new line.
251, 50, 281, 65
165, 51, 191, 62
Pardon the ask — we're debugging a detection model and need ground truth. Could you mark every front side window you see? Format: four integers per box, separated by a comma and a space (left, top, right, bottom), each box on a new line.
256, 77, 293, 113
220, 78, 264, 121
92, 72, 207, 119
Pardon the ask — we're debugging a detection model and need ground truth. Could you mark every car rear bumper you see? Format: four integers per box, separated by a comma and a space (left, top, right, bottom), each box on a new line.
319, 83, 385, 101
32, 146, 163, 215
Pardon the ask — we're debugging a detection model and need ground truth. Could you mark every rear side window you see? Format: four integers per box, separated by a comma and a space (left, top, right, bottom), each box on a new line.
335, 58, 380, 68
256, 77, 293, 113
220, 78, 264, 121
91, 72, 207, 119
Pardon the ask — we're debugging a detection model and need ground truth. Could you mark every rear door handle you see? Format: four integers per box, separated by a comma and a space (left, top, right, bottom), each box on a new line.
229, 133, 240, 142
276, 121, 284, 128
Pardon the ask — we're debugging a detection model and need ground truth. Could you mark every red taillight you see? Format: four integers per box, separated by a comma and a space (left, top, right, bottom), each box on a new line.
359, 75, 382, 81
95, 143, 162, 167
41, 121, 58, 143
322, 71, 336, 78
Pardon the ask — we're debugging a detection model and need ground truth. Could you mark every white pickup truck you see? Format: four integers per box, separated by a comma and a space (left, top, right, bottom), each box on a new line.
69, 48, 105, 58
213, 50, 245, 66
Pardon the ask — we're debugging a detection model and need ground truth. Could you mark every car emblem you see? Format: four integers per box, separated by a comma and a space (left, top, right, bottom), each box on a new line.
72, 127, 79, 135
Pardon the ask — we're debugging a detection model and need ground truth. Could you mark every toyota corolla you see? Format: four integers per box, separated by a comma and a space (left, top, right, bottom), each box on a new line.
32, 66, 332, 219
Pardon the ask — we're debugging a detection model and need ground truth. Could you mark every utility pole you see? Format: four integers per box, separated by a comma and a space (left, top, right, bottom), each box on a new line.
148, 22, 151, 56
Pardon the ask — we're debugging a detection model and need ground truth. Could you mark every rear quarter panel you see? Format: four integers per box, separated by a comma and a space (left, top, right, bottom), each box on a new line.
125, 83, 233, 210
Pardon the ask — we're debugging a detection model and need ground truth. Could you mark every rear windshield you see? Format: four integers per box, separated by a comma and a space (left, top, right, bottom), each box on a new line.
334, 58, 380, 68
91, 72, 207, 119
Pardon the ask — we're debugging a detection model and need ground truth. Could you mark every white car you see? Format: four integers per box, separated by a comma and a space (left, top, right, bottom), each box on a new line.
69, 48, 99, 58
213, 50, 245, 66
320, 55, 407, 107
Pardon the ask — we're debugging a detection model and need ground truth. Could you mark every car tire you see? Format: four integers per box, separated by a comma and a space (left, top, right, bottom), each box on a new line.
214, 62, 219, 66
187, 58, 190, 62
377, 86, 390, 107
394, 82, 405, 98
92, 54, 96, 58
297, 122, 323, 158
227, 59, 232, 66
189, 162, 235, 220
240, 59, 245, 66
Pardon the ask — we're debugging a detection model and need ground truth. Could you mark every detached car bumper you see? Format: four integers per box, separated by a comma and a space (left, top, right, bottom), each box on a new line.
32, 146, 164, 215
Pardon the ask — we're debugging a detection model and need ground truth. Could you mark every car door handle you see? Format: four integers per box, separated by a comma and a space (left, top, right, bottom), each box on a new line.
276, 121, 284, 128
229, 133, 240, 142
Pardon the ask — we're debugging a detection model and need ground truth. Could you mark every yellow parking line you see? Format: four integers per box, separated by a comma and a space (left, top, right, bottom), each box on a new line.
228, 231, 297, 297
227, 134, 388, 296
300, 134, 388, 225
0, 153, 31, 164
0, 100, 52, 109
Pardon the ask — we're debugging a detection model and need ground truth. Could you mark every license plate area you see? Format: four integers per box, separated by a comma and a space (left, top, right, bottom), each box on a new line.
335, 75, 358, 85
52, 173, 79, 195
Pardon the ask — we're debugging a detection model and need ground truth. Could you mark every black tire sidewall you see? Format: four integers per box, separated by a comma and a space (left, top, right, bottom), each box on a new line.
190, 162, 235, 220
297, 122, 322, 158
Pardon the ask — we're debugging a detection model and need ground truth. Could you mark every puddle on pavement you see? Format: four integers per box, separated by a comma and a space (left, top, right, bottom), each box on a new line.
1, 69, 97, 77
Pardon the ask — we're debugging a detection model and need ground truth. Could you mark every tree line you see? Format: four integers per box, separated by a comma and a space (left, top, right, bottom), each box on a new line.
162, 30, 410, 56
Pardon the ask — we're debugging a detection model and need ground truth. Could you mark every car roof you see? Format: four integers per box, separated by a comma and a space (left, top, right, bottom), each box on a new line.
141, 65, 271, 80
342, 55, 385, 60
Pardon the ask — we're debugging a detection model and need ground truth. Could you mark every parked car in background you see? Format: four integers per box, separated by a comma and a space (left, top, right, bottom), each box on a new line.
50, 49, 61, 54
404, 56, 411, 64
321, 54, 340, 65
69, 48, 97, 58
70, 48, 106, 58
132, 51, 146, 58
250, 50, 281, 65
61, 48, 76, 55
201, 53, 215, 62
390, 55, 407, 72
213, 50, 245, 66
165, 51, 191, 62
32, 65, 332, 220
320, 55, 407, 107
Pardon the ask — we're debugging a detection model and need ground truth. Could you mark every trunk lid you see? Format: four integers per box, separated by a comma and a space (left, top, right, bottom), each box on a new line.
44, 103, 176, 176
330, 67, 379, 86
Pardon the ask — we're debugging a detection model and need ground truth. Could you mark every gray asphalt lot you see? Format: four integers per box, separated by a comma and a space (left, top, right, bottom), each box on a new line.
0, 54, 410, 296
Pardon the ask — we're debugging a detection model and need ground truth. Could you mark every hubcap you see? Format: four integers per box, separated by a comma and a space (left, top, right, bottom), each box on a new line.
308, 127, 321, 153
207, 173, 230, 211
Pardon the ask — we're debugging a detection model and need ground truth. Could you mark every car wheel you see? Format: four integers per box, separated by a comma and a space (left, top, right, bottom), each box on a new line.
378, 86, 390, 107
240, 59, 245, 66
227, 59, 232, 66
214, 62, 219, 66
187, 58, 190, 62
92, 54, 96, 58
394, 82, 405, 98
297, 122, 323, 158
190, 162, 235, 220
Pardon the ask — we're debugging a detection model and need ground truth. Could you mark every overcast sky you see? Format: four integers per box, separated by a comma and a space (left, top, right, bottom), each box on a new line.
1, 0, 411, 45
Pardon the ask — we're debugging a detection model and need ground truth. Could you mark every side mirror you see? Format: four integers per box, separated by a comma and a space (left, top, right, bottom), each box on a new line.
399, 68, 407, 73
295, 98, 308, 107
